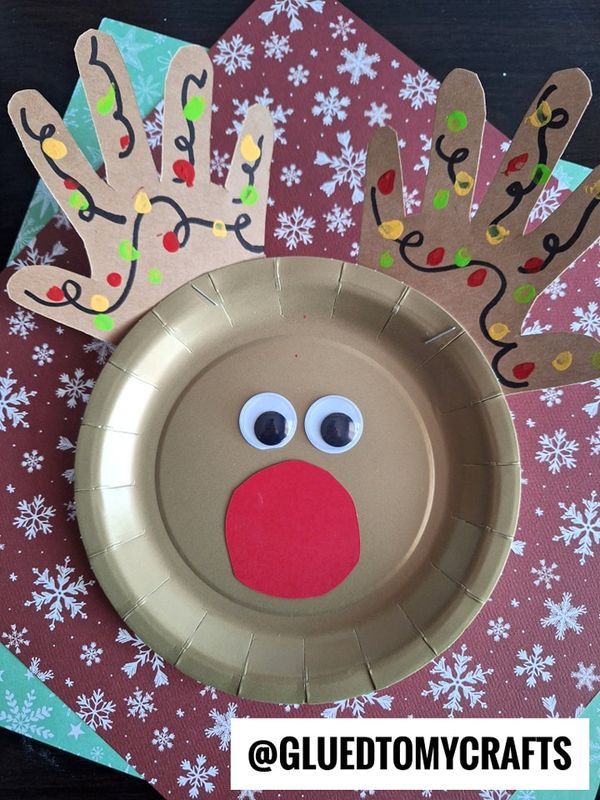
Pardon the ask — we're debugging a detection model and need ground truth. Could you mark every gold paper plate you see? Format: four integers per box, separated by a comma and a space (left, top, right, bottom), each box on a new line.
75, 256, 520, 704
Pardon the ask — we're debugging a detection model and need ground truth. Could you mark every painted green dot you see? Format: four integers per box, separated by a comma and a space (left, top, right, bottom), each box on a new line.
531, 163, 551, 186
453, 247, 471, 267
147, 267, 163, 285
591, 350, 600, 370
93, 313, 114, 332
68, 190, 89, 211
183, 95, 206, 122
446, 110, 468, 132
240, 185, 258, 205
118, 240, 140, 261
379, 251, 394, 269
433, 189, 450, 210
96, 84, 116, 116
513, 283, 537, 304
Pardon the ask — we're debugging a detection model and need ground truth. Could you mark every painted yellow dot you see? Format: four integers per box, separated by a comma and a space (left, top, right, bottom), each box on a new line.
552, 351, 573, 371
212, 219, 227, 238
454, 170, 474, 196
90, 294, 110, 312
41, 137, 67, 160
585, 179, 600, 200
485, 224, 510, 245
378, 219, 404, 240
489, 322, 510, 341
529, 99, 552, 127
133, 190, 152, 214
240, 134, 261, 162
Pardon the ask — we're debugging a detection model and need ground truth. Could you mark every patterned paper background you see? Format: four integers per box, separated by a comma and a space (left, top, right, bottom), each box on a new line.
1, 1, 599, 798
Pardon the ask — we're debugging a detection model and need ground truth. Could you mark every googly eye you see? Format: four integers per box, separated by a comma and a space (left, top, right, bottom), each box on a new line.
239, 392, 297, 450
304, 395, 363, 454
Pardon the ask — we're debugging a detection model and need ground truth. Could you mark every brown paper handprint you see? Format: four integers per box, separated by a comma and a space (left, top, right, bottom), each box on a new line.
7, 30, 273, 341
359, 68, 600, 392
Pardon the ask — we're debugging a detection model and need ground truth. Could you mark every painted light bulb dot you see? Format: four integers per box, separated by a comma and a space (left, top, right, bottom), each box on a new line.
379, 251, 394, 269
119, 134, 130, 151
446, 110, 468, 132
90, 294, 110, 312
163, 231, 180, 253
147, 268, 163, 285
552, 351, 573, 371
453, 247, 471, 268
182, 95, 206, 122
485, 224, 509, 245
94, 314, 114, 332
592, 351, 600, 370
377, 219, 404, 239
96, 83, 116, 116
212, 220, 227, 238
46, 285, 65, 302
426, 247, 445, 266
68, 189, 89, 211
454, 171, 474, 196
106, 272, 122, 287
529, 100, 552, 127
240, 185, 258, 205
377, 169, 396, 195
63, 178, 78, 190
240, 134, 261, 162
118, 240, 140, 261
433, 189, 450, 209
488, 322, 509, 341
467, 268, 487, 287
531, 163, 551, 186
133, 190, 152, 214
513, 362, 535, 380
513, 283, 536, 304
41, 137, 67, 160
172, 160, 195, 188
523, 256, 544, 273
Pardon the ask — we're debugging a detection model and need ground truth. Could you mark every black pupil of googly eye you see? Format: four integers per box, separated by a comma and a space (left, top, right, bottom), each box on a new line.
320, 412, 356, 448
254, 411, 289, 446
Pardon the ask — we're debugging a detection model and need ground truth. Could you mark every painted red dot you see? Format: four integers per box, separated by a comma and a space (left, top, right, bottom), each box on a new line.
467, 268, 487, 287
523, 256, 544, 273
46, 285, 64, 302
63, 179, 78, 190
377, 169, 396, 195
173, 159, 195, 188
426, 247, 445, 266
106, 272, 122, 287
513, 361, 535, 380
162, 231, 180, 253
119, 135, 130, 150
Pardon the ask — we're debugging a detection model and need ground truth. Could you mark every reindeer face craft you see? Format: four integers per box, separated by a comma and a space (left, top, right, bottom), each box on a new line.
359, 69, 600, 393
7, 31, 274, 341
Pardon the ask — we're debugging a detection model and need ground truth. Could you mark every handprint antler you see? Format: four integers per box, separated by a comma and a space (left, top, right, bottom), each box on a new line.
359, 68, 600, 392
7, 30, 273, 341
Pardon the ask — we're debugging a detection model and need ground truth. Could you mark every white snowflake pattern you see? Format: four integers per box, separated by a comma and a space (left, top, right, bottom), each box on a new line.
227, 89, 293, 144
32, 343, 54, 366
10, 240, 67, 271
487, 617, 510, 642
125, 687, 157, 721
280, 164, 303, 187
56, 368, 95, 408
522, 319, 551, 335
57, 435, 76, 484
571, 662, 600, 691
330, 14, 356, 41
312, 87, 351, 126
116, 628, 169, 687
205, 702, 238, 750
571, 301, 600, 337
544, 277, 567, 300
541, 592, 587, 640
25, 557, 94, 630
83, 339, 115, 365
199, 685, 219, 700
337, 43, 380, 85
80, 641, 103, 667
288, 64, 309, 86
323, 204, 355, 235
177, 754, 219, 797
583, 379, 600, 418
14, 495, 55, 540
0, 369, 37, 432
144, 100, 164, 149
514, 644, 555, 687
531, 559, 560, 589
262, 32, 291, 61
588, 426, 600, 455
539, 387, 563, 408
403, 187, 421, 215
26, 657, 54, 683
0, 690, 53, 739
535, 428, 579, 474
153, 725, 175, 752
76, 688, 116, 732
209, 150, 231, 179
20, 450, 44, 473
322, 691, 393, 718
529, 185, 563, 223
213, 35, 254, 76
2, 625, 30, 654
315, 130, 366, 204
7, 307, 38, 339
399, 69, 440, 110
259, 0, 324, 33
274, 207, 316, 249
422, 644, 493, 716
542, 694, 559, 718
554, 491, 599, 565
363, 101, 391, 127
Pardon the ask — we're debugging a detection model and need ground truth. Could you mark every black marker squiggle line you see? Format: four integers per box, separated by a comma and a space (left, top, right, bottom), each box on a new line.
434, 134, 469, 186
172, 70, 209, 181
89, 34, 135, 160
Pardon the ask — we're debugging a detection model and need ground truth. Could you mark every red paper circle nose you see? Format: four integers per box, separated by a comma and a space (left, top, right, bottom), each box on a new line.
225, 460, 360, 599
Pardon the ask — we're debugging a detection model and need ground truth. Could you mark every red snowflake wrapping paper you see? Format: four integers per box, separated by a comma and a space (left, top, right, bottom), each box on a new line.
1, 1, 599, 798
